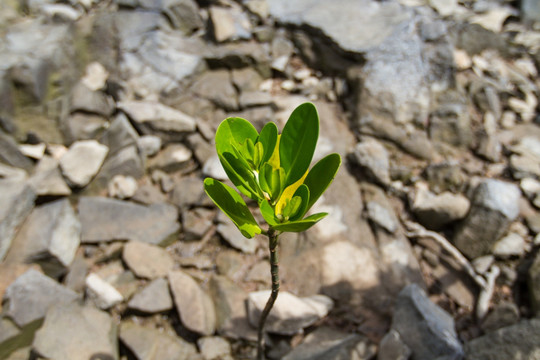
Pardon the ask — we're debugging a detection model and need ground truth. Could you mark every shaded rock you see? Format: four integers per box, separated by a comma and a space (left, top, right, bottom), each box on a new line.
282, 326, 376, 360
209, 5, 252, 43
198, 336, 233, 360
4, 198, 80, 278
378, 329, 411, 360
123, 241, 174, 279
148, 143, 192, 172
183, 208, 214, 241
94, 145, 145, 186
0, 164, 27, 182
137, 135, 162, 157
209, 275, 254, 340
351, 138, 391, 186
28, 156, 71, 196
429, 102, 473, 148
410, 183, 470, 230
0, 132, 33, 171
169, 270, 216, 335
3, 269, 79, 328
70, 82, 114, 117
231, 67, 264, 92
191, 70, 238, 111
509, 137, 540, 179
217, 218, 258, 254
529, 251, 540, 315
0, 181, 36, 260
59, 140, 109, 187
79, 197, 179, 245
99, 113, 139, 156
170, 176, 206, 208
247, 291, 333, 335
391, 284, 464, 360
33, 302, 118, 360
108, 175, 138, 199
85, 273, 123, 309
481, 302, 520, 333
117, 100, 196, 141
0, 263, 36, 313
366, 201, 398, 233
453, 179, 521, 259
127, 277, 173, 313
0, 316, 32, 360
132, 184, 168, 205
465, 319, 540, 360
119, 321, 199, 360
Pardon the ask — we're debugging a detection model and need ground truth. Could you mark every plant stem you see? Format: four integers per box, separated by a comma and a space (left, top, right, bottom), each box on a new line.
257, 228, 279, 360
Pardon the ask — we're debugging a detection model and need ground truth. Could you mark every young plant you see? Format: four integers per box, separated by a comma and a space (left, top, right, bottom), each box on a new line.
204, 102, 341, 359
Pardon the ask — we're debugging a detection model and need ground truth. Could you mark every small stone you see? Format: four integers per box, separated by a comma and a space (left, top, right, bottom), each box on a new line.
33, 302, 117, 360
203, 156, 228, 180
481, 302, 520, 333
209, 6, 251, 43
28, 156, 71, 196
81, 62, 109, 91
128, 277, 173, 313
132, 184, 168, 205
352, 138, 391, 186
3, 269, 79, 327
170, 176, 206, 209
85, 273, 123, 309
137, 135, 162, 157
378, 329, 412, 360
108, 175, 138, 199
183, 208, 214, 241
492, 233, 525, 258
70, 82, 114, 117
197, 336, 233, 360
472, 255, 494, 274
18, 143, 45, 160
123, 241, 174, 279
217, 220, 258, 254
366, 201, 398, 233
148, 143, 192, 172
169, 270, 216, 335
59, 140, 109, 187
247, 291, 333, 335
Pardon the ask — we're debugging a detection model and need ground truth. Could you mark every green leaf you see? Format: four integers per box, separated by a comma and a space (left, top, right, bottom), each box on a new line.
203, 178, 262, 238
289, 184, 310, 221
220, 153, 262, 201
259, 163, 285, 202
271, 212, 328, 232
303, 153, 341, 211
279, 103, 319, 187
258, 122, 278, 165
260, 200, 278, 226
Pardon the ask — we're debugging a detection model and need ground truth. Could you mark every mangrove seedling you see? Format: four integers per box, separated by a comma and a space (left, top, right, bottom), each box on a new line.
203, 102, 341, 359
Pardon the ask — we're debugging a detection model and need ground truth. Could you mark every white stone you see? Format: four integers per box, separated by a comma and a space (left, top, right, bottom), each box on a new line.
454, 49, 472, 70
108, 175, 138, 199
202, 155, 228, 180
429, 0, 457, 17
60, 140, 108, 187
137, 135, 162, 157
85, 273, 123, 309
520, 178, 540, 199
81, 62, 109, 91
470, 7, 514, 33
492, 233, 525, 257
19, 143, 46, 160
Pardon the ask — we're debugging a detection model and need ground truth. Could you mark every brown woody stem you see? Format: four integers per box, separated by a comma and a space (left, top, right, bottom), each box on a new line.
257, 228, 279, 360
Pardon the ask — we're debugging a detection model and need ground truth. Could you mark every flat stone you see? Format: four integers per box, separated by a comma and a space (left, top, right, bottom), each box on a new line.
0, 132, 33, 171
3, 269, 79, 327
123, 241, 174, 279
247, 291, 333, 335
191, 70, 238, 111
59, 140, 109, 187
0, 164, 27, 182
99, 113, 139, 156
4, 198, 80, 278
137, 135, 162, 157
148, 143, 192, 172
70, 82, 114, 117
33, 302, 117, 360
209, 5, 252, 43
119, 321, 199, 360
217, 219, 258, 254
465, 319, 540, 360
183, 208, 213, 241
94, 145, 145, 186
85, 273, 123, 309
79, 197, 179, 245
0, 263, 36, 313
0, 181, 36, 260
132, 184, 168, 205
28, 156, 71, 196
453, 179, 521, 259
351, 138, 391, 186
128, 277, 173, 313
117, 100, 196, 139
366, 201, 398, 233
198, 336, 233, 360
170, 176, 207, 209
169, 270, 216, 335
282, 326, 376, 360
391, 284, 464, 360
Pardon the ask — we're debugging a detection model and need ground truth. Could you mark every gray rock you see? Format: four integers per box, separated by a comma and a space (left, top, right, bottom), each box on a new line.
148, 143, 192, 172
28, 156, 71, 197
3, 269, 79, 328
197, 336, 233, 360
509, 137, 540, 179
217, 219, 258, 254
410, 183, 470, 230
429, 103, 473, 148
108, 175, 138, 199
522, 0, 540, 22
59, 140, 109, 187
119, 321, 199, 360
170, 176, 207, 209
529, 251, 540, 315
191, 70, 238, 111
282, 326, 376, 360
0, 164, 27, 182
85, 273, 123, 309
465, 319, 540, 360
99, 113, 139, 156
453, 179, 521, 259
169, 270, 216, 335
62, 113, 108, 144
128, 277, 173, 313
123, 241, 174, 279
94, 145, 145, 186
137, 135, 162, 157
481, 302, 520, 333
209, 275, 255, 340
117, 100, 196, 140
209, 5, 252, 43
79, 197, 179, 245
247, 291, 333, 335
132, 184, 168, 205
231, 67, 265, 93
4, 198, 80, 278
238, 91, 273, 109
351, 138, 391, 186
70, 82, 114, 117
366, 201, 398, 233
33, 302, 118, 360
183, 208, 214, 241
391, 284, 464, 360
378, 329, 411, 360
0, 181, 36, 260
0, 132, 33, 171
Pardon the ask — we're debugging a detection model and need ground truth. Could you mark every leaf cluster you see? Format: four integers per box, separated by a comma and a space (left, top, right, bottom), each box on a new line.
204, 102, 341, 238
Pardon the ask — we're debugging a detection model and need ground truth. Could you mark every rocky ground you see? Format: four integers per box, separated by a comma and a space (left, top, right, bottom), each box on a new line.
1, 0, 540, 359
